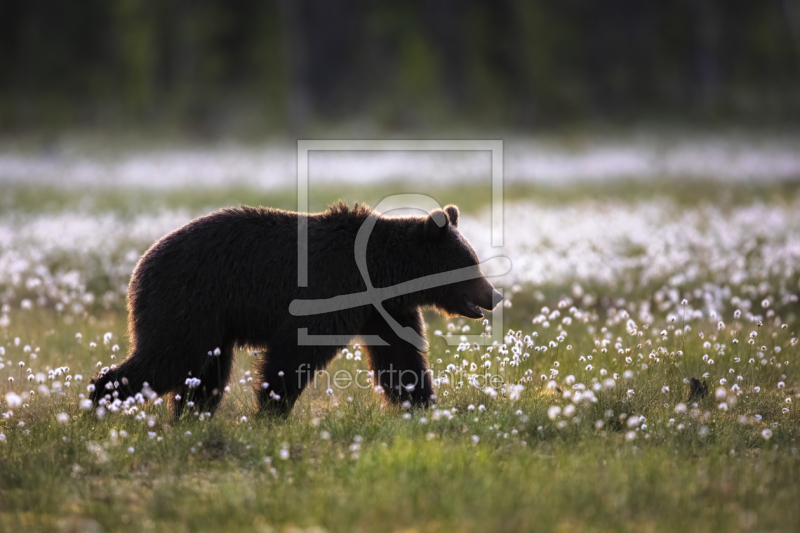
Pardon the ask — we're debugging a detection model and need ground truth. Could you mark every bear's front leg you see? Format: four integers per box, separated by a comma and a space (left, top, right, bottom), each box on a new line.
361, 307, 434, 407
254, 338, 337, 417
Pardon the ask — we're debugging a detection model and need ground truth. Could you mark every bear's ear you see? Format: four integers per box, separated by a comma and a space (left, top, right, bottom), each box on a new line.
424, 209, 450, 242
444, 204, 459, 227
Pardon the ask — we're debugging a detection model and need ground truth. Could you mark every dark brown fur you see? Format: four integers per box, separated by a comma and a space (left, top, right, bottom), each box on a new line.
89, 203, 501, 417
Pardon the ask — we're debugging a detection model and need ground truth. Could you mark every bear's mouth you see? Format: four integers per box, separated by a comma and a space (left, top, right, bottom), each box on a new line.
460, 293, 484, 319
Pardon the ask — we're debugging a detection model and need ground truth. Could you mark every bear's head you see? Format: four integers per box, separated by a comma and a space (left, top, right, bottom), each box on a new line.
416, 205, 502, 319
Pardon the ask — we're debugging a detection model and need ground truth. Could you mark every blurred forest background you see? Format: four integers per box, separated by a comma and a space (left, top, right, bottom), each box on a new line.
1, 0, 799, 137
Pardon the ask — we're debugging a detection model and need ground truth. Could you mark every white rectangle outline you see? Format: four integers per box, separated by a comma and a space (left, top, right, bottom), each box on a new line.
296, 140, 504, 346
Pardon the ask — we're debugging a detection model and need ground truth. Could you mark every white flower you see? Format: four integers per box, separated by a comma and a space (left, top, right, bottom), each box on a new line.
508, 384, 524, 401
762, 429, 773, 440
56, 412, 69, 424
4, 392, 21, 408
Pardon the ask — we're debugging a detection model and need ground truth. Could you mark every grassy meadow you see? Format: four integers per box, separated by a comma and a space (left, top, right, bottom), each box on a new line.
1, 137, 800, 532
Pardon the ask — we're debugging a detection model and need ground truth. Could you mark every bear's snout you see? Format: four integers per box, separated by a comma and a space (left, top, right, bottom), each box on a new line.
456, 278, 502, 319
472, 285, 502, 312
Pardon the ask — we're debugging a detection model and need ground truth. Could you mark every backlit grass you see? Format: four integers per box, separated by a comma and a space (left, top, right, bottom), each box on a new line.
1, 287, 798, 532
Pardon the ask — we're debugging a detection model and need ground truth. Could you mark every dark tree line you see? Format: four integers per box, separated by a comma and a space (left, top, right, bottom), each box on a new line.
1, 0, 798, 133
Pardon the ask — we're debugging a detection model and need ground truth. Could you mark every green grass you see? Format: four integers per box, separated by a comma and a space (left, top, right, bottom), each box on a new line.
2, 176, 800, 531
1, 293, 799, 532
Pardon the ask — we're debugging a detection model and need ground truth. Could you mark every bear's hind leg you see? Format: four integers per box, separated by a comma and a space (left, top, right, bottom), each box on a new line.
361, 308, 434, 407
89, 352, 161, 404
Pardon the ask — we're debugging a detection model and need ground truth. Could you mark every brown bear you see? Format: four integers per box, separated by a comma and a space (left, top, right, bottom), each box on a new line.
89, 203, 501, 417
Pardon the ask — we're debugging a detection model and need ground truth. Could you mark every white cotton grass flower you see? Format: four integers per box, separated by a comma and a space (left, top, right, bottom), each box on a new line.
762, 429, 773, 440
5, 392, 21, 408
56, 412, 69, 424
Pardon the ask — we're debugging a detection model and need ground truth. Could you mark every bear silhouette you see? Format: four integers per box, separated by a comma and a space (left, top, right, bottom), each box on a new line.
90, 203, 501, 417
